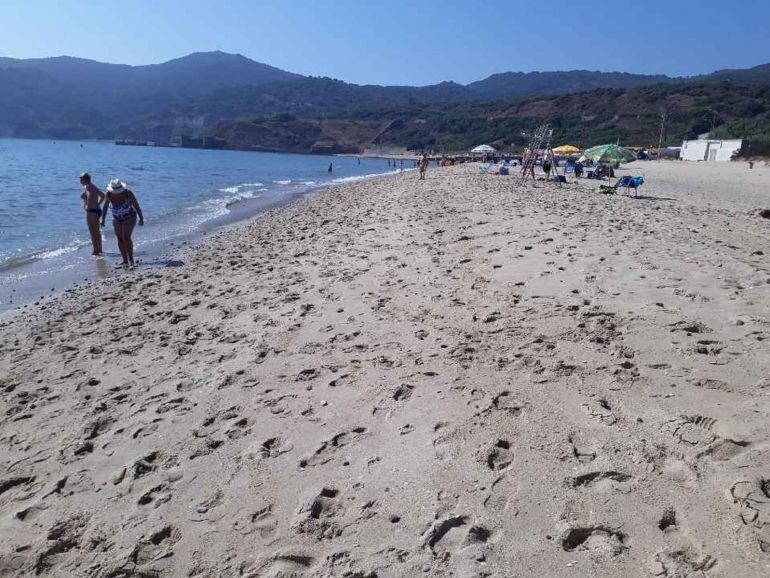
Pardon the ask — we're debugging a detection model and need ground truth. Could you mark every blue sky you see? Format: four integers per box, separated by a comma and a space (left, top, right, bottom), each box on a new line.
1, 0, 768, 85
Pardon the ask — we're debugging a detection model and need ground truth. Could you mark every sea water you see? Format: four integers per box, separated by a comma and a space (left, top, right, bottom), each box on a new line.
0, 138, 401, 309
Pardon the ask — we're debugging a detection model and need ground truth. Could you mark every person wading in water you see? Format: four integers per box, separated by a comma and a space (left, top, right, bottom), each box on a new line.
101, 179, 144, 269
79, 172, 105, 256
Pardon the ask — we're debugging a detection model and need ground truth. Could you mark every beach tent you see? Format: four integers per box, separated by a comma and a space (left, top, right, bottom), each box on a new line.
471, 144, 497, 153
553, 145, 580, 155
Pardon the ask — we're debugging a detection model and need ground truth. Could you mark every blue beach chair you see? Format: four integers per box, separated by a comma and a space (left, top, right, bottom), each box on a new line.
619, 175, 645, 196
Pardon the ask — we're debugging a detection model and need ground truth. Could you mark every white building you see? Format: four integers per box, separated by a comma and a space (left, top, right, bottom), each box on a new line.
680, 139, 743, 161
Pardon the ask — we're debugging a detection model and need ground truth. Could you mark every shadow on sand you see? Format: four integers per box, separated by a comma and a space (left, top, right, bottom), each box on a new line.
629, 194, 676, 201
137, 258, 185, 268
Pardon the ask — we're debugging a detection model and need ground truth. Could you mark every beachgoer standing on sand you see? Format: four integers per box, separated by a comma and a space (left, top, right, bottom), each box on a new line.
542, 159, 552, 179
101, 179, 144, 269
80, 172, 105, 256
419, 153, 429, 180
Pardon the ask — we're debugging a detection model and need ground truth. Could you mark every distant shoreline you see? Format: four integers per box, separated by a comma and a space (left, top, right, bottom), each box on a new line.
0, 135, 363, 157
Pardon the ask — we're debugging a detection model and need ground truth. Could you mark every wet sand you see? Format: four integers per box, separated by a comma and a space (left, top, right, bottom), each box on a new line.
1, 161, 769, 577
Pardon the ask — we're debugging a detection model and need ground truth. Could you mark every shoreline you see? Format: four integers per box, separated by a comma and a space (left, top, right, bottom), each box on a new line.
1, 163, 769, 576
0, 153, 406, 313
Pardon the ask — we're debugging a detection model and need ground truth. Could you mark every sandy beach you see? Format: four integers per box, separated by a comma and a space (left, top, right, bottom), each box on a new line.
1, 160, 769, 577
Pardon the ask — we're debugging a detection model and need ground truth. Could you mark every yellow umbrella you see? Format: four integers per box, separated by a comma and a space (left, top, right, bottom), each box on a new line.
553, 145, 581, 155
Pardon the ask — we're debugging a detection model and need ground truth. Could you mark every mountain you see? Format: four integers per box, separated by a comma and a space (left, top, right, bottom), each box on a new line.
695, 62, 770, 85
467, 70, 677, 99
0, 51, 300, 93
2, 51, 770, 150
0, 51, 303, 137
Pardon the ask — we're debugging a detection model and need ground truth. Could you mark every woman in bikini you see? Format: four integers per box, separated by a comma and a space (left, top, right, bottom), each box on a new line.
101, 179, 144, 268
79, 172, 105, 255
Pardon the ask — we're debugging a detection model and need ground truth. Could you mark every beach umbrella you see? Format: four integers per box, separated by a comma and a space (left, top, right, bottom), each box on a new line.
582, 144, 636, 185
582, 144, 637, 164
471, 144, 497, 153
553, 145, 581, 155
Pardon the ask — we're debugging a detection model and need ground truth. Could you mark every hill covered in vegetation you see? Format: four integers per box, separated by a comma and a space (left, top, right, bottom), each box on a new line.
2, 51, 770, 152
211, 81, 770, 153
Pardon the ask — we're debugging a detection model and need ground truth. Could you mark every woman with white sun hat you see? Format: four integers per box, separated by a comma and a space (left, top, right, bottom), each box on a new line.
101, 179, 144, 269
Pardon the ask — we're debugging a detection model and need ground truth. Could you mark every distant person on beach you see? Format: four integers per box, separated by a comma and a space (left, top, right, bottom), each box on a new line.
328, 162, 333, 172
400, 159, 404, 171
79, 172, 105, 256
419, 153, 429, 180
542, 159, 552, 179
524, 156, 535, 180
101, 179, 144, 269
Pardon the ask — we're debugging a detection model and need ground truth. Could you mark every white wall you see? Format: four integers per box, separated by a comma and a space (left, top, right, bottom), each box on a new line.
680, 139, 742, 161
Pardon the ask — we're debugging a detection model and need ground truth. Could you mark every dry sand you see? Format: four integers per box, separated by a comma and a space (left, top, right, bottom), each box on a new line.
1, 160, 769, 577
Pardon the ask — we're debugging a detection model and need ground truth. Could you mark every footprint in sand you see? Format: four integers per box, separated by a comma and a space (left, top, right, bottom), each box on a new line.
663, 414, 718, 446
112, 450, 162, 485
130, 525, 181, 571
663, 414, 750, 461
392, 383, 414, 402
299, 427, 367, 468
422, 515, 492, 570
570, 470, 631, 489
567, 435, 597, 463
730, 478, 770, 552
32, 514, 89, 575
233, 503, 278, 539
243, 551, 316, 577
561, 525, 628, 557
581, 398, 618, 425
652, 547, 716, 577
242, 436, 293, 460
293, 487, 343, 540
482, 391, 524, 416
479, 439, 513, 471
155, 396, 193, 415
136, 476, 180, 508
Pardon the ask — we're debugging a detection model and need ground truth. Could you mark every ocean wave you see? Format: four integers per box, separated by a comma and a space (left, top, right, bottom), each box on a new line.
274, 179, 292, 185
330, 169, 402, 184
219, 182, 265, 194
225, 192, 262, 208
0, 243, 80, 272
185, 188, 264, 221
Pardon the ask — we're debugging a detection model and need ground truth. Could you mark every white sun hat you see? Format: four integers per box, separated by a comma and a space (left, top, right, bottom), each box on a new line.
107, 179, 126, 193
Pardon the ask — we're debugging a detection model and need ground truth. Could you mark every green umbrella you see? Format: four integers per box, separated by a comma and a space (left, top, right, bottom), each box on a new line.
582, 144, 637, 164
